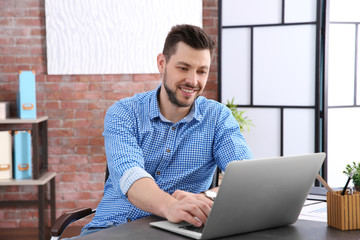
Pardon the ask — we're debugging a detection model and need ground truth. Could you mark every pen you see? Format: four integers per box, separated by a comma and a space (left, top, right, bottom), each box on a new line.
341, 170, 355, 195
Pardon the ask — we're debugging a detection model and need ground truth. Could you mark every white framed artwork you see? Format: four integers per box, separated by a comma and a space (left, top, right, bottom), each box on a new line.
45, 0, 202, 75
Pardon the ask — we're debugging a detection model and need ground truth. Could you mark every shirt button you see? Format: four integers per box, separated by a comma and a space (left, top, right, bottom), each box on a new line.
156, 171, 161, 176
172, 126, 176, 130
166, 149, 170, 153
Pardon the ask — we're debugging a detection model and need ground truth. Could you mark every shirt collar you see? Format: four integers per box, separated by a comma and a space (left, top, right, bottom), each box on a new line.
149, 84, 202, 123
149, 85, 162, 120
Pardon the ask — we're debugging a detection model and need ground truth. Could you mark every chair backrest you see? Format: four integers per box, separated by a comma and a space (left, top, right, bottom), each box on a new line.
105, 164, 110, 183
210, 167, 220, 188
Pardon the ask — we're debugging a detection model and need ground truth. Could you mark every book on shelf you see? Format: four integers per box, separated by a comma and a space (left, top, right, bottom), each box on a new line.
17, 70, 37, 119
14, 130, 32, 179
0, 102, 10, 120
0, 131, 12, 180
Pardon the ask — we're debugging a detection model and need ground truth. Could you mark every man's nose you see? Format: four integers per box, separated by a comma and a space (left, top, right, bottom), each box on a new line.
186, 71, 198, 86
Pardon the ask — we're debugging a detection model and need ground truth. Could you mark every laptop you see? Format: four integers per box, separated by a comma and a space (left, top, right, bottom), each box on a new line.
150, 153, 326, 239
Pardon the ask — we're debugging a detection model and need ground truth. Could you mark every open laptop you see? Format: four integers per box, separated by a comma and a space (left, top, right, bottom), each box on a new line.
150, 153, 326, 239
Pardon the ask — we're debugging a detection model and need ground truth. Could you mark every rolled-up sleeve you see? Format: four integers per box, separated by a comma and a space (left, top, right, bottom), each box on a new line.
103, 101, 154, 195
119, 167, 153, 194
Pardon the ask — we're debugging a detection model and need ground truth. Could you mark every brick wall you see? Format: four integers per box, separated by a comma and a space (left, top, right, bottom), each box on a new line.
0, 0, 218, 228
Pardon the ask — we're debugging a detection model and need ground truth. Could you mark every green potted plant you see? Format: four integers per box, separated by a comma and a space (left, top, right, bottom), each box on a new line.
343, 162, 360, 192
226, 98, 254, 133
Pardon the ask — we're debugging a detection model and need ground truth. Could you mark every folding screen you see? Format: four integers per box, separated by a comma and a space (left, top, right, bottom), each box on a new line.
219, 0, 323, 159
326, 0, 360, 187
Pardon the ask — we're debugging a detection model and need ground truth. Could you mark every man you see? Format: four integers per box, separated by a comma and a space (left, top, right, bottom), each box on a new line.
78, 24, 252, 237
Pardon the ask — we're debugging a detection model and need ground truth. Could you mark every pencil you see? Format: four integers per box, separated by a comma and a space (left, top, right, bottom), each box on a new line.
317, 174, 334, 192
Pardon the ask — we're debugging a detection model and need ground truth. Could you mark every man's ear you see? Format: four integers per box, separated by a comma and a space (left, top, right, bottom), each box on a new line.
157, 53, 166, 74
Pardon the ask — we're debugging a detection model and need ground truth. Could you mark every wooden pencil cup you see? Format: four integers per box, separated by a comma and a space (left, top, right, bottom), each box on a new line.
327, 190, 360, 230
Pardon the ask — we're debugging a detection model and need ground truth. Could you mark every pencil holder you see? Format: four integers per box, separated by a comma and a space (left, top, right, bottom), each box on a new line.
327, 190, 360, 230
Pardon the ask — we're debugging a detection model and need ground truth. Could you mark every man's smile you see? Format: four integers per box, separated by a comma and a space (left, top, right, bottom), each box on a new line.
179, 85, 200, 97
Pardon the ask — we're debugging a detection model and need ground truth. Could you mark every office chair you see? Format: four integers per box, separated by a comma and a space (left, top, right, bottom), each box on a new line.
50, 166, 220, 239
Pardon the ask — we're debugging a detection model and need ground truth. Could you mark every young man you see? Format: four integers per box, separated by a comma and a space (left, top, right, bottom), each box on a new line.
78, 24, 252, 237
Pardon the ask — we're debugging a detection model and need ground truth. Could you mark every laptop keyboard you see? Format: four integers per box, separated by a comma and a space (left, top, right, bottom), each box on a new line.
179, 225, 204, 233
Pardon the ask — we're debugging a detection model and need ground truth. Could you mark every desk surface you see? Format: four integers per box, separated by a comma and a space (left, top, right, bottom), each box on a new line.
78, 215, 360, 240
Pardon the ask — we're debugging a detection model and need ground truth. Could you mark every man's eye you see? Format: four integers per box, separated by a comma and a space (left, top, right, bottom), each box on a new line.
178, 67, 187, 71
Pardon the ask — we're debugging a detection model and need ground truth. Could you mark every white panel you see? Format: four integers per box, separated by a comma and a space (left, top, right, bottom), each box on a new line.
330, 0, 360, 22
45, 0, 202, 74
222, 0, 282, 26
328, 24, 356, 106
357, 25, 360, 106
284, 0, 317, 23
241, 108, 281, 159
283, 109, 315, 156
253, 25, 316, 106
221, 28, 251, 105
328, 108, 360, 187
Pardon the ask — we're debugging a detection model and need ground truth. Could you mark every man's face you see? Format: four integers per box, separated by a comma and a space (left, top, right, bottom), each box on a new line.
158, 42, 211, 108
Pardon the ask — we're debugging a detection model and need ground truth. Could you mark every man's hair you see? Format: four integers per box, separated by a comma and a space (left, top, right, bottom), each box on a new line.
162, 24, 215, 62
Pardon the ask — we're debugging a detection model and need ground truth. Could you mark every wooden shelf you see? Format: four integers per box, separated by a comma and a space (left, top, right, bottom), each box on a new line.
0, 172, 56, 240
0, 172, 56, 186
0, 116, 48, 124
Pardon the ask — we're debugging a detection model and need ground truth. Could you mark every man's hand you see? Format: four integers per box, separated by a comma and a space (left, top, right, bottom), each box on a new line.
127, 178, 213, 227
162, 190, 213, 227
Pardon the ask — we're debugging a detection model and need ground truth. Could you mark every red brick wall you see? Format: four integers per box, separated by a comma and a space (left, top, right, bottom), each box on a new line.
0, 0, 218, 228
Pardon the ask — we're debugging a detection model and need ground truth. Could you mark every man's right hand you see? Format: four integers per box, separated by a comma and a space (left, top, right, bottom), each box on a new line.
161, 190, 213, 227
127, 178, 213, 227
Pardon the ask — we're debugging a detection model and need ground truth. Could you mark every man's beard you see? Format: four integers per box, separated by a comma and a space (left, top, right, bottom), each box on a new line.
163, 69, 199, 108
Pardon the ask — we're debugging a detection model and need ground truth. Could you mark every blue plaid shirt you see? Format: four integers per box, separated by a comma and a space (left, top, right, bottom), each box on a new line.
84, 85, 252, 229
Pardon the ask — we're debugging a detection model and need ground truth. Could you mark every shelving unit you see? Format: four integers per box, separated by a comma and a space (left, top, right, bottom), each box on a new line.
0, 172, 56, 240
0, 116, 55, 240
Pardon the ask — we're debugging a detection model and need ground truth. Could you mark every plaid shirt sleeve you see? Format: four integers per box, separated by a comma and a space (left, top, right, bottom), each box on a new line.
213, 105, 253, 171
103, 101, 154, 195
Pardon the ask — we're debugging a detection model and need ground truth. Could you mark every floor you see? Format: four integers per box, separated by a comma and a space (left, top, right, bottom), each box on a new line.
0, 226, 83, 240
